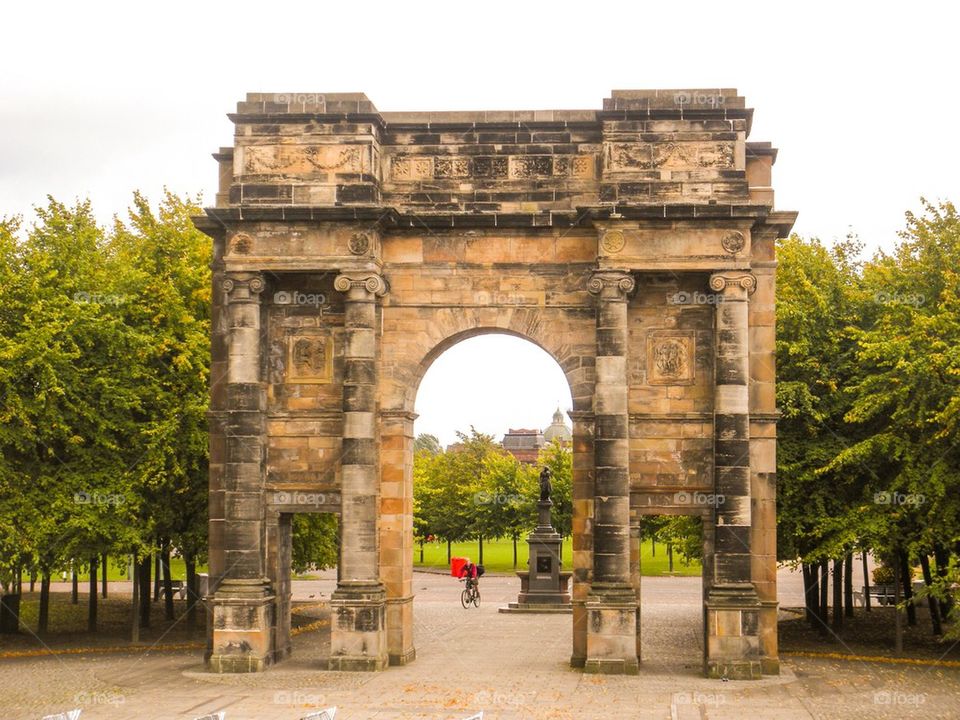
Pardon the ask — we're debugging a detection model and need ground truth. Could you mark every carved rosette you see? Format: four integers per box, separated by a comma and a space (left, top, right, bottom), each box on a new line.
587, 270, 636, 299
600, 230, 626, 255
721, 231, 746, 255
709, 272, 756, 299
334, 273, 389, 298
348, 232, 371, 256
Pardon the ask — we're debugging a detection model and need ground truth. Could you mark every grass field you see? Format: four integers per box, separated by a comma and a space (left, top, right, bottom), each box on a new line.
33, 537, 700, 584
414, 537, 701, 576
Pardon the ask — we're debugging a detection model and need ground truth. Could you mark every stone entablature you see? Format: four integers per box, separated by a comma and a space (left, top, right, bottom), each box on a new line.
216, 89, 774, 215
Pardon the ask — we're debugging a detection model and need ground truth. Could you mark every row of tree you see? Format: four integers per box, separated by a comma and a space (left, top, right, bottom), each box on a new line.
776, 199, 960, 641
0, 193, 212, 634
413, 429, 571, 566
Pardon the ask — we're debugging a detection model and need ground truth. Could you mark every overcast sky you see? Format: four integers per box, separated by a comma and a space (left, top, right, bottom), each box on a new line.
2, 2, 956, 445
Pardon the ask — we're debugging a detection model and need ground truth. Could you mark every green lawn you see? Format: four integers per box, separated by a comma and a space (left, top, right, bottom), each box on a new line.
35, 557, 207, 584
414, 537, 701, 576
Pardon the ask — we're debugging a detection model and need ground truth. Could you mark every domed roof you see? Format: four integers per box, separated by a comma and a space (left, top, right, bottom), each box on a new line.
543, 407, 572, 443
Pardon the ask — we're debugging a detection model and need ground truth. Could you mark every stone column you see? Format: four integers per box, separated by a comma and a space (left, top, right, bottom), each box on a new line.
705, 271, 762, 680
208, 272, 276, 673
583, 270, 638, 675
380, 409, 417, 666
569, 410, 594, 668
330, 272, 389, 671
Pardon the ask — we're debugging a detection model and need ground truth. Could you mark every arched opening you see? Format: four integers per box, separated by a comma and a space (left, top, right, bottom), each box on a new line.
400, 332, 577, 667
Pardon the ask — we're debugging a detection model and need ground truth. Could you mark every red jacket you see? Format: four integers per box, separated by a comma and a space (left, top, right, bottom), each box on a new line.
459, 563, 478, 579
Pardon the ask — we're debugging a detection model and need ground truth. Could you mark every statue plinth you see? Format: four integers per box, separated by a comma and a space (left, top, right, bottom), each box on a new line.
500, 499, 572, 614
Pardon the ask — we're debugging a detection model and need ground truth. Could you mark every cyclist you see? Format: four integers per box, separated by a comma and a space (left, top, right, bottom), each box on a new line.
458, 558, 479, 593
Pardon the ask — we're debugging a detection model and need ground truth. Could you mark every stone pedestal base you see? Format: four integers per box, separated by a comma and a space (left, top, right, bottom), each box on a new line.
385, 595, 416, 666
329, 581, 389, 672
705, 584, 763, 680
583, 583, 639, 675
207, 579, 276, 673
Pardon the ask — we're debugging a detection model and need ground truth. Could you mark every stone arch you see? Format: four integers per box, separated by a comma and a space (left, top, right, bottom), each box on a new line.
380, 305, 595, 416
377, 315, 592, 667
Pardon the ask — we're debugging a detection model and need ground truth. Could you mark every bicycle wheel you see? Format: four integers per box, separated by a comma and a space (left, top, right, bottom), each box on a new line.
461, 588, 471, 608
472, 588, 480, 607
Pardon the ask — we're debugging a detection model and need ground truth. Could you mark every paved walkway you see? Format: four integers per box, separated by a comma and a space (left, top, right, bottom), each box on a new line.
3, 571, 958, 719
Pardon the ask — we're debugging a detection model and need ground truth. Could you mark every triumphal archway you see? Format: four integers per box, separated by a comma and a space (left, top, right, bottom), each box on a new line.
195, 89, 795, 679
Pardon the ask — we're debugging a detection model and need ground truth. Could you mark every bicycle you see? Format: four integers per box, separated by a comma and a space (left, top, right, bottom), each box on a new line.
459, 577, 480, 608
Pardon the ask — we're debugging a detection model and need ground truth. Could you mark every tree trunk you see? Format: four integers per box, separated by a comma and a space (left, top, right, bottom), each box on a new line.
478, 536, 484, 565
419, 540, 424, 564
818, 560, 829, 633
898, 550, 916, 626
153, 546, 161, 602
513, 534, 518, 569
933, 544, 952, 615
161, 541, 175, 621
88, 555, 98, 633
668, 543, 674, 573
802, 562, 817, 626
71, 564, 79, 604
185, 554, 199, 628
862, 552, 871, 612
15, 565, 21, 596
138, 554, 151, 629
131, 555, 140, 643
831, 558, 843, 633
919, 553, 942, 636
894, 557, 903, 655
844, 553, 854, 617
101, 553, 108, 598
38, 572, 50, 634
446, 540, 451, 564
29, 570, 36, 593
651, 538, 656, 557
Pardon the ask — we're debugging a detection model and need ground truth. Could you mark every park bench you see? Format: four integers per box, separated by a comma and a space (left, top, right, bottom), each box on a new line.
159, 579, 187, 600
856, 585, 896, 606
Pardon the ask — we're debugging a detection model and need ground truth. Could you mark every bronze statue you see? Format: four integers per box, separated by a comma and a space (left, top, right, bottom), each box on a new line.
539, 466, 553, 503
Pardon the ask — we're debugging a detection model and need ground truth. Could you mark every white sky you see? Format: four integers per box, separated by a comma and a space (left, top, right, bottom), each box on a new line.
2, 1, 956, 443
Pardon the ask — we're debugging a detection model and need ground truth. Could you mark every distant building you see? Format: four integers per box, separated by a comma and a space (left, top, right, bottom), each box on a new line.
502, 408, 571, 463
543, 407, 572, 444
501, 428, 545, 464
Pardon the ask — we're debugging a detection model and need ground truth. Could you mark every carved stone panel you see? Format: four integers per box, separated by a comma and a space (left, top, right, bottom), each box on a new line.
647, 330, 695, 385
287, 332, 333, 384
243, 144, 364, 175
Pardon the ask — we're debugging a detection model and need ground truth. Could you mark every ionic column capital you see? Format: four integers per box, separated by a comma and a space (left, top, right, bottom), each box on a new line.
334, 272, 389, 299
709, 272, 757, 300
587, 270, 636, 300
222, 272, 265, 302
